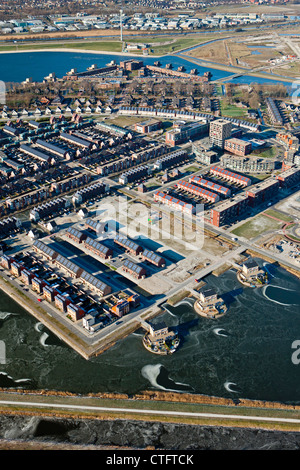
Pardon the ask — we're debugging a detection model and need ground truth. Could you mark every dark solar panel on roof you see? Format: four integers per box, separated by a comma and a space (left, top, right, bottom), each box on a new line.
123, 258, 144, 274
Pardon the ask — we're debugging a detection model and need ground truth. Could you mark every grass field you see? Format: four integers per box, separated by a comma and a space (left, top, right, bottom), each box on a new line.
149, 35, 219, 55
220, 101, 248, 118
264, 209, 294, 223
231, 214, 283, 239
105, 115, 154, 127
0, 41, 123, 53
252, 146, 279, 159
0, 34, 217, 56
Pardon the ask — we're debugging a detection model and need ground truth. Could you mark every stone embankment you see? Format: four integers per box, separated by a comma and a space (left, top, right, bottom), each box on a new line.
0, 413, 300, 450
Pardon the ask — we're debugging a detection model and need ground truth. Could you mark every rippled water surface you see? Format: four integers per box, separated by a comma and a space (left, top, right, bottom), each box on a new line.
0, 261, 300, 404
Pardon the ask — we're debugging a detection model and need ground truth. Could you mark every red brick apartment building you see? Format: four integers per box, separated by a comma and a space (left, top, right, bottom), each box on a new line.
276, 167, 300, 188
135, 120, 162, 134
210, 194, 249, 227
246, 178, 279, 207
224, 138, 252, 156
210, 166, 251, 187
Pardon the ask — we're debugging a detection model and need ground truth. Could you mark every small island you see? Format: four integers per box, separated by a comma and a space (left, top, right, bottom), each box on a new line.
237, 259, 268, 288
142, 321, 180, 355
194, 287, 228, 319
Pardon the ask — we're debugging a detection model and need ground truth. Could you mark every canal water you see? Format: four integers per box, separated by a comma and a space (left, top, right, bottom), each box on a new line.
0, 260, 299, 404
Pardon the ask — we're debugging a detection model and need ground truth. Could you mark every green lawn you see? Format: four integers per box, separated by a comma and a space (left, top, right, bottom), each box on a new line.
149, 36, 218, 55
0, 41, 123, 53
220, 101, 248, 118
264, 209, 294, 223
253, 146, 278, 159
0, 34, 217, 56
231, 214, 283, 239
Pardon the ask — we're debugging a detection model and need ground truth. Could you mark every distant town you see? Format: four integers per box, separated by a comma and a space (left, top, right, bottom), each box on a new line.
0, 10, 284, 36
0, 0, 293, 37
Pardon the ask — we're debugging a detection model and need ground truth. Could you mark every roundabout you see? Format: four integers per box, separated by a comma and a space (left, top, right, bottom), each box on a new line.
284, 222, 300, 243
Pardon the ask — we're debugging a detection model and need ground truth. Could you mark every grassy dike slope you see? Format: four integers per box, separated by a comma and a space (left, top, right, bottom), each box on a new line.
0, 389, 300, 432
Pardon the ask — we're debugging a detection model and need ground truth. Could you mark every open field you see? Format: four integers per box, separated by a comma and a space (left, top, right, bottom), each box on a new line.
231, 214, 284, 239
252, 146, 280, 159
149, 35, 219, 55
186, 35, 293, 69
202, 3, 300, 15
0, 28, 161, 42
275, 191, 300, 219
105, 115, 154, 127
0, 40, 123, 53
220, 101, 249, 118
0, 33, 220, 56
264, 209, 294, 223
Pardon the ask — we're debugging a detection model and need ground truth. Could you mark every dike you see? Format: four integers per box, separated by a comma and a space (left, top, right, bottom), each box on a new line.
1, 388, 300, 411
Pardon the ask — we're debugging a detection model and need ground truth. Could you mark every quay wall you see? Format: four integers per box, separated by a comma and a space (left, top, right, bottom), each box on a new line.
245, 249, 300, 279
0, 276, 140, 360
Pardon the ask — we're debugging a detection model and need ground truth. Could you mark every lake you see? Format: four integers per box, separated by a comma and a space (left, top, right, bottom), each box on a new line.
0, 50, 294, 88
0, 260, 300, 404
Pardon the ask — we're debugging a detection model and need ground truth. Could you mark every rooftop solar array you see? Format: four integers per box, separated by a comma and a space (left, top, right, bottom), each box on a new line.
120, 165, 149, 179
177, 180, 219, 202
96, 121, 129, 136
20, 144, 53, 162
33, 240, 58, 258
154, 190, 194, 212
75, 182, 105, 197
119, 107, 259, 130
142, 249, 164, 265
80, 270, 110, 294
66, 226, 84, 239
190, 175, 231, 197
55, 254, 82, 276
266, 97, 283, 124
36, 139, 67, 156
3, 125, 19, 135
31, 198, 65, 215
85, 237, 110, 255
43, 285, 54, 293
55, 293, 68, 302
60, 132, 91, 148
155, 149, 186, 165
85, 218, 102, 231
114, 234, 142, 252
210, 166, 251, 186
122, 258, 144, 275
